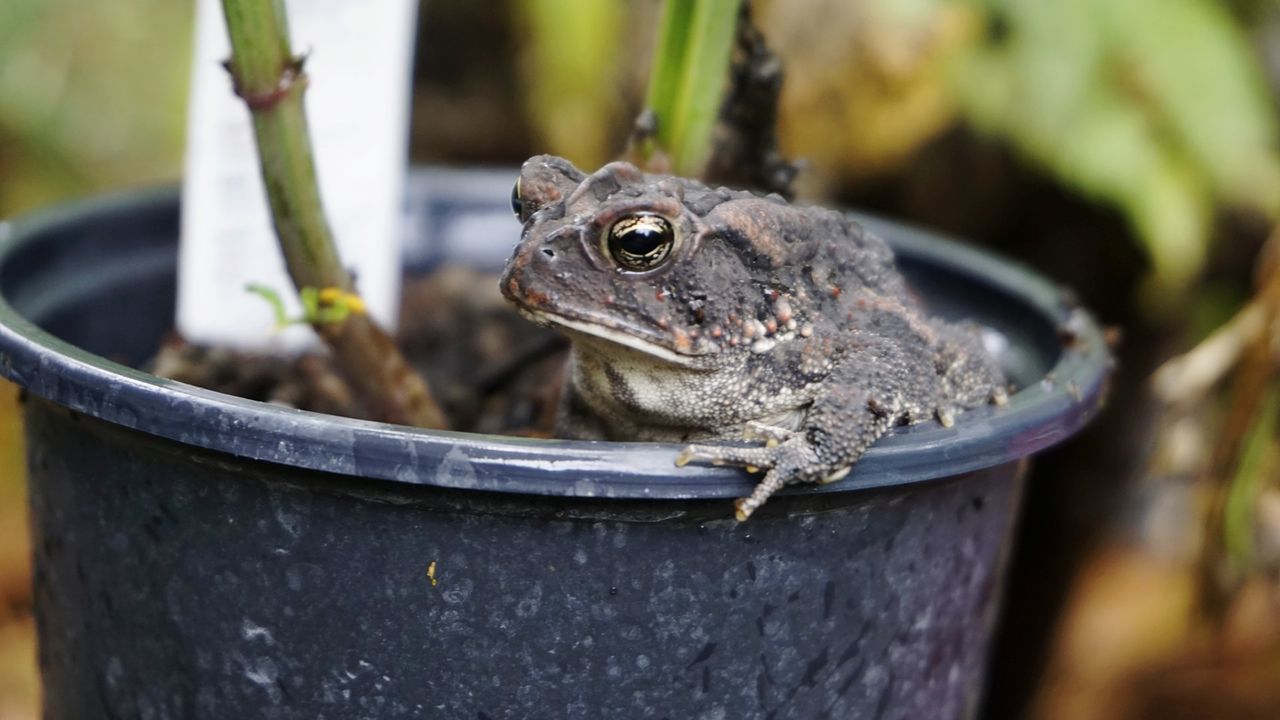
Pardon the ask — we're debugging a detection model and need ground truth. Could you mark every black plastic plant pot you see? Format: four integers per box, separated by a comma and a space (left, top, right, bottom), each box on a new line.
0, 169, 1110, 719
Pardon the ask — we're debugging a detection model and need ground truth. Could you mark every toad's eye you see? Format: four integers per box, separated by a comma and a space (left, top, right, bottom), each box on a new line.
605, 214, 675, 272
510, 178, 524, 220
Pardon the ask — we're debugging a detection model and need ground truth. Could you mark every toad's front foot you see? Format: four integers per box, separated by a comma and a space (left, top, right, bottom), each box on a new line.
677, 438, 842, 521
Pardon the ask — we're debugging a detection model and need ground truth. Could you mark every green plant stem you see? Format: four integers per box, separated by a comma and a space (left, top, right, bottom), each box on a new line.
642, 0, 742, 176
1224, 381, 1278, 573
219, 0, 445, 428
221, 0, 344, 290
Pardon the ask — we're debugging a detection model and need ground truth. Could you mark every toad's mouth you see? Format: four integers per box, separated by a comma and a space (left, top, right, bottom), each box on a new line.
514, 307, 707, 368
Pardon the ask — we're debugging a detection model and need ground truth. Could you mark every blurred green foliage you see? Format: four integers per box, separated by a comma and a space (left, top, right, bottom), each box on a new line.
0, 0, 191, 215
515, 0, 625, 170
953, 0, 1280, 292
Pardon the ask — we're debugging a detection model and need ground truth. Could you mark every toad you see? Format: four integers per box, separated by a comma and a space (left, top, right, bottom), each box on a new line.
501, 155, 1007, 520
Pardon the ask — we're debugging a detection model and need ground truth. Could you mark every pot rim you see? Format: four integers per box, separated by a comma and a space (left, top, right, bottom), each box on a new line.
0, 171, 1113, 500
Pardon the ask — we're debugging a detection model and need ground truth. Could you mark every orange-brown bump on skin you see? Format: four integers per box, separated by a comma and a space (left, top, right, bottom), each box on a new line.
672, 329, 692, 353
521, 286, 551, 308
775, 298, 793, 325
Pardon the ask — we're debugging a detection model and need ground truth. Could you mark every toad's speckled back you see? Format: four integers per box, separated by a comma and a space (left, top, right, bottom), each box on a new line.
502, 155, 1007, 519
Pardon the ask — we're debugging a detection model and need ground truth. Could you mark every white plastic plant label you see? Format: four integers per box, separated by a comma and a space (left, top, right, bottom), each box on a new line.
178, 0, 418, 349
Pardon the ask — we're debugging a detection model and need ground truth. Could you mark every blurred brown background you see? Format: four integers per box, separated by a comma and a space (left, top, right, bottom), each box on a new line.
3, 1, 1279, 718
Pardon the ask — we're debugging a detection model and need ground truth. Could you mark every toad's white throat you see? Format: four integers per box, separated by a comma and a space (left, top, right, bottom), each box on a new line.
518, 308, 702, 368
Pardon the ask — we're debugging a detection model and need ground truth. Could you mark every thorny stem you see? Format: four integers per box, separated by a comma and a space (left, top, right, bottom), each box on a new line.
219, 0, 445, 428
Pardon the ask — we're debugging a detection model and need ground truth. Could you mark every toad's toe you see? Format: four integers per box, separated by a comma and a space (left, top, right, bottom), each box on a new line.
676, 443, 778, 470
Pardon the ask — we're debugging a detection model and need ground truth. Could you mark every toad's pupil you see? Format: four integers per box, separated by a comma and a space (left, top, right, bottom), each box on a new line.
618, 225, 664, 255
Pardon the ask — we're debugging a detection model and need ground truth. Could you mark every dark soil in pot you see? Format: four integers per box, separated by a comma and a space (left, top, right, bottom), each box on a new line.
149, 264, 570, 438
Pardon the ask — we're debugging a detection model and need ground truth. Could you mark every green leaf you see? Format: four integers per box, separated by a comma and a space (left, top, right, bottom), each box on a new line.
642, 0, 743, 175
645, 0, 696, 136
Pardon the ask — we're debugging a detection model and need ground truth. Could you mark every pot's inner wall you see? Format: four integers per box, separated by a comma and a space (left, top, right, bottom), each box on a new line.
2, 197, 179, 369
2, 181, 1059, 390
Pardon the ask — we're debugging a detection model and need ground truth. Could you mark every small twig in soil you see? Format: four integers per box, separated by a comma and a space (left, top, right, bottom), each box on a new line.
1152, 301, 1267, 406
